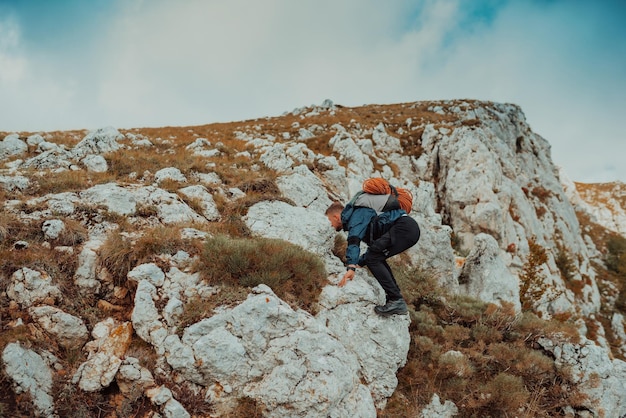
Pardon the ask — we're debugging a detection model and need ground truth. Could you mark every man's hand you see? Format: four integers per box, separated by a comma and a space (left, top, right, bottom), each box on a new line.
338, 268, 356, 287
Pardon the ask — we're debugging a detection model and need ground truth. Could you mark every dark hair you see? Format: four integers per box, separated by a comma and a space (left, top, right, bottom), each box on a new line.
325, 201, 344, 215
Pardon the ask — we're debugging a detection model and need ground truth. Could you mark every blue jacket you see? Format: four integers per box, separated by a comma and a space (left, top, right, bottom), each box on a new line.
341, 196, 406, 265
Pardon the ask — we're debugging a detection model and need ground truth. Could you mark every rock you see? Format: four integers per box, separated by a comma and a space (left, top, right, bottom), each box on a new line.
128, 263, 166, 287
29, 305, 89, 349
276, 165, 333, 213
131, 280, 167, 353
329, 128, 374, 186
72, 319, 133, 392
165, 285, 374, 417
74, 232, 107, 293
42, 219, 65, 240
193, 171, 222, 185
0, 133, 28, 159
46, 192, 80, 215
459, 234, 522, 312
133, 185, 207, 224
259, 143, 295, 171
178, 184, 221, 221
372, 123, 402, 154
14, 240, 29, 250
7, 268, 62, 308
317, 281, 411, 407
420, 393, 459, 418
80, 183, 137, 215
116, 357, 155, 394
26, 134, 45, 146
155, 167, 187, 184
20, 148, 74, 170
0, 174, 29, 191
538, 337, 626, 416
186, 138, 220, 158
2, 343, 55, 417
145, 385, 191, 418
243, 200, 336, 259
81, 154, 108, 172
72, 127, 123, 158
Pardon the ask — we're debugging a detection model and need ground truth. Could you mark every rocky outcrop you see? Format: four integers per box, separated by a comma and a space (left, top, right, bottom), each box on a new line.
539, 336, 626, 417
1, 100, 625, 416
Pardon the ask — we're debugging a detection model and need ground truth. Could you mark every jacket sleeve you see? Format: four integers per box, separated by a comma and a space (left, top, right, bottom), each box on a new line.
345, 207, 376, 265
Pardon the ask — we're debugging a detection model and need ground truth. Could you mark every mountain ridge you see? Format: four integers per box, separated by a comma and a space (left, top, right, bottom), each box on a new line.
1, 99, 625, 417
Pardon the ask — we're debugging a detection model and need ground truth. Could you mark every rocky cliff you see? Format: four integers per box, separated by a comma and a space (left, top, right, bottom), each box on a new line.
1, 99, 625, 417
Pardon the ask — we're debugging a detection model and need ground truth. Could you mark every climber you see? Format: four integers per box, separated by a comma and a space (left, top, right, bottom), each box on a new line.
325, 195, 420, 316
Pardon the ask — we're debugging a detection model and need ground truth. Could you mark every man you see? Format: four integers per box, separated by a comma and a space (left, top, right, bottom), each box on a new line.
325, 191, 420, 316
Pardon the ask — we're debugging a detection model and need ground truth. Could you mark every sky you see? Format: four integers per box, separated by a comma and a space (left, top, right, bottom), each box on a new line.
0, 0, 625, 183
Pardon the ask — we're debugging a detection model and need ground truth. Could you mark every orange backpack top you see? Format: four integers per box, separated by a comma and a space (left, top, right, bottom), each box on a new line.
362, 178, 413, 213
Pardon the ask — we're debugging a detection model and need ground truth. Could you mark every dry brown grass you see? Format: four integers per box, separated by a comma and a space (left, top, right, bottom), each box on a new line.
383, 263, 582, 418
99, 225, 203, 286
177, 287, 249, 332
194, 234, 327, 314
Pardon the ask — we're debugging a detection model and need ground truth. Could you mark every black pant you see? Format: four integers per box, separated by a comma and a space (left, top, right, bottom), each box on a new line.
362, 216, 420, 301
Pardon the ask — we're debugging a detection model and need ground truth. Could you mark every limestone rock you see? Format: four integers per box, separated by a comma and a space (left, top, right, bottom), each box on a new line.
116, 357, 155, 394
42, 219, 65, 240
165, 285, 375, 417
0, 174, 29, 191
72, 126, 123, 158
74, 232, 108, 293
80, 183, 137, 215
132, 280, 167, 352
145, 385, 191, 418
29, 305, 89, 349
81, 154, 108, 172
128, 263, 166, 287
276, 165, 333, 213
459, 233, 522, 312
7, 267, 62, 308
72, 319, 133, 392
0, 133, 28, 159
155, 167, 187, 184
420, 394, 459, 418
2, 343, 55, 417
186, 138, 220, 158
243, 200, 336, 259
317, 280, 411, 407
538, 337, 626, 416
178, 184, 221, 221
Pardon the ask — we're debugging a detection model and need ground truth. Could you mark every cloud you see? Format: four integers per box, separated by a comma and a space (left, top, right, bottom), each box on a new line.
0, 0, 624, 182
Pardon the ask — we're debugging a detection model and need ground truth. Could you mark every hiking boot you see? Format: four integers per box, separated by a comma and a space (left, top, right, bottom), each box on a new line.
374, 299, 408, 316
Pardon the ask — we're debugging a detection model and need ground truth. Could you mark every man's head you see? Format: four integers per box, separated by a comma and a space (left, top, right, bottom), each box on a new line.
325, 201, 344, 231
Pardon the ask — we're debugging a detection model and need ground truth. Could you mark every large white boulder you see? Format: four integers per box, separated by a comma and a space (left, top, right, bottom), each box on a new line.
317, 280, 411, 407
80, 183, 137, 215
72, 126, 123, 158
165, 285, 376, 417
72, 319, 133, 392
244, 200, 336, 259
538, 337, 626, 417
0, 174, 29, 191
155, 167, 187, 184
29, 305, 89, 349
459, 233, 522, 312
276, 165, 333, 213
2, 343, 55, 417
7, 268, 62, 308
0, 133, 28, 160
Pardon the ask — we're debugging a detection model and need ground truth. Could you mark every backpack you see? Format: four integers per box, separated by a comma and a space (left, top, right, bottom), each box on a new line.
362, 178, 413, 213
350, 178, 414, 243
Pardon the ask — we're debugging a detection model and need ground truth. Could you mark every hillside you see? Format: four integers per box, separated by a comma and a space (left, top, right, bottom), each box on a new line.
1, 99, 625, 417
